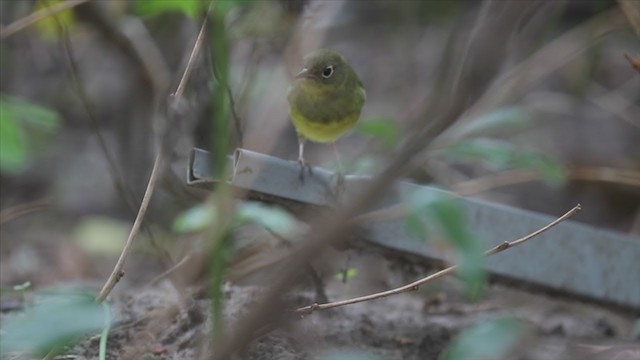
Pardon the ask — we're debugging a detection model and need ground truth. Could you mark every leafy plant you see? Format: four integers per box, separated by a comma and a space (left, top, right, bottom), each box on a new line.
442, 138, 566, 184
0, 291, 109, 356
173, 201, 300, 237
356, 118, 401, 148
0, 95, 61, 173
135, 0, 206, 18
443, 317, 527, 360
452, 106, 532, 139
405, 189, 486, 297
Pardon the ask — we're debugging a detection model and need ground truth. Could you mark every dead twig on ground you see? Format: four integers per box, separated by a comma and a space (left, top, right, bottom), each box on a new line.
295, 204, 581, 315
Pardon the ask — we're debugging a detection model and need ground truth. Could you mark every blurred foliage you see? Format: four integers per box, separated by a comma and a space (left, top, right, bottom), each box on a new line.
454, 107, 533, 139
72, 216, 130, 256
442, 138, 567, 184
34, 0, 77, 38
0, 281, 32, 294
0, 291, 108, 356
443, 317, 527, 360
173, 201, 218, 233
0, 95, 61, 174
12, 281, 32, 292
173, 201, 299, 237
134, 0, 245, 19
349, 154, 383, 176
335, 268, 358, 282
235, 201, 300, 236
356, 118, 401, 148
134, 0, 206, 18
406, 189, 486, 298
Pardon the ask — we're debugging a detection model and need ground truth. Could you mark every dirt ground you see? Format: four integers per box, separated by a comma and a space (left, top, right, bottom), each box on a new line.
3, 246, 636, 360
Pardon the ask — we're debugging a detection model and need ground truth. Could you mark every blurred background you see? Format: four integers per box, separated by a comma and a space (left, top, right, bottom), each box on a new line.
1, 0, 639, 358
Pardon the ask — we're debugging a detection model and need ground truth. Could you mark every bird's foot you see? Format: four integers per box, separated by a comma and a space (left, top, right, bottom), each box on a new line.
298, 158, 313, 184
332, 172, 346, 197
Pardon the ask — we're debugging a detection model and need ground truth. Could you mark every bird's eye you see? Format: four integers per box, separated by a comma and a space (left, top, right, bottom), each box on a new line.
322, 65, 334, 78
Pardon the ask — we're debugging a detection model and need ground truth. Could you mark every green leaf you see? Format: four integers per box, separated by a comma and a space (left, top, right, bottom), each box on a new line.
444, 318, 526, 360
1, 96, 60, 131
13, 281, 32, 292
455, 107, 532, 138
73, 217, 129, 255
0, 291, 108, 356
173, 203, 218, 233
407, 189, 486, 297
0, 96, 61, 173
235, 202, 299, 237
34, 0, 77, 38
135, 0, 243, 18
0, 105, 27, 172
174, 202, 301, 237
334, 268, 358, 281
444, 139, 567, 184
349, 155, 383, 176
405, 209, 428, 241
135, 0, 204, 18
356, 118, 400, 147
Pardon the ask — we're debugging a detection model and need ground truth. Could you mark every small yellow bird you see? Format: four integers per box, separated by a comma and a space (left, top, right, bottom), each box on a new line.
287, 49, 366, 180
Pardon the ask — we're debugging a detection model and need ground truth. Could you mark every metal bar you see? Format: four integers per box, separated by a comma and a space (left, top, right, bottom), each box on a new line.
188, 147, 640, 309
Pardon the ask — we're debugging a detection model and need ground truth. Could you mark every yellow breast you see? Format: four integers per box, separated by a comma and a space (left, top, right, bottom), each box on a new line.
289, 107, 360, 143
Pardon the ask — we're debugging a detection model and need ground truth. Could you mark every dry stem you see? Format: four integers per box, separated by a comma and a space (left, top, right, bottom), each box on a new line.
0, 0, 89, 39
96, 7, 212, 302
295, 204, 582, 315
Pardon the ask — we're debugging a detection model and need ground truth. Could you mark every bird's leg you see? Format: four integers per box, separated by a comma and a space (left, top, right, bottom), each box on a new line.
339, 252, 352, 284
297, 138, 313, 183
305, 265, 329, 304
332, 142, 346, 195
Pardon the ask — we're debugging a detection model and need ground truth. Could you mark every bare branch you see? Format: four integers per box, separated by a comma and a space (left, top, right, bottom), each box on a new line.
0, 0, 88, 40
96, 4, 213, 302
295, 204, 582, 315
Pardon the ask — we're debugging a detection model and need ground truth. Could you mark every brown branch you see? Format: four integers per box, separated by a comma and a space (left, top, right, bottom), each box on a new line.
145, 254, 192, 288
96, 7, 212, 302
96, 153, 162, 302
618, 0, 640, 38
451, 167, 640, 196
295, 204, 582, 315
624, 53, 640, 74
172, 3, 212, 100
0, 0, 89, 40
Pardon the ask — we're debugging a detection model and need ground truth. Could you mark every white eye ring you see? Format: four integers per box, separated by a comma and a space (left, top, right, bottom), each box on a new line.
322, 65, 334, 78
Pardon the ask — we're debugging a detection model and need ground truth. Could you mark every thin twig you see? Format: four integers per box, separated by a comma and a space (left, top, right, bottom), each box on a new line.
206, 26, 243, 147
96, 6, 213, 301
145, 254, 192, 287
0, 0, 88, 39
172, 3, 212, 100
623, 53, 640, 74
295, 204, 582, 315
96, 153, 162, 302
0, 198, 51, 225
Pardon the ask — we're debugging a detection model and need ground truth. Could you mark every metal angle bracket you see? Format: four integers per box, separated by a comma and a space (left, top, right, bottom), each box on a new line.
188, 147, 640, 309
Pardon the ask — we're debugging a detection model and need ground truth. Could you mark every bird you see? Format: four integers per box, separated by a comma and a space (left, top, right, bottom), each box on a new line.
287, 49, 366, 182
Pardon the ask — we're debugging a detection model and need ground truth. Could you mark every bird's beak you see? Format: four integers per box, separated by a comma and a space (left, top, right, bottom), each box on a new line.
295, 67, 315, 80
